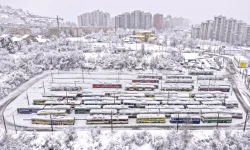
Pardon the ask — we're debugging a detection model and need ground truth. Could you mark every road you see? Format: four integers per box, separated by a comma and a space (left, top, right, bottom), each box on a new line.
0, 71, 51, 132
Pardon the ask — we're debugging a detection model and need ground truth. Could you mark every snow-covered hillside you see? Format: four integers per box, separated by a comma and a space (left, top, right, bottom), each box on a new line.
0, 5, 57, 27
0, 5, 76, 28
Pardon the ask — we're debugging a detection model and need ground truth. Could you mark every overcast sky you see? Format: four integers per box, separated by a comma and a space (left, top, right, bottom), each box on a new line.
1, 0, 250, 24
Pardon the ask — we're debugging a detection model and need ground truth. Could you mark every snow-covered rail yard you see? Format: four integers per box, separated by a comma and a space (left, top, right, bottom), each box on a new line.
3, 65, 249, 130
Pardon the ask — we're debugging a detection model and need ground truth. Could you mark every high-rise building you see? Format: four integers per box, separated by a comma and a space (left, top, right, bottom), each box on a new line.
246, 26, 250, 46
153, 14, 163, 30
144, 13, 152, 29
115, 11, 151, 29
123, 12, 131, 29
171, 17, 190, 29
191, 25, 201, 39
77, 10, 110, 27
163, 15, 173, 31
193, 15, 250, 45
234, 21, 247, 45
213, 16, 226, 41
133, 10, 142, 29
224, 18, 237, 44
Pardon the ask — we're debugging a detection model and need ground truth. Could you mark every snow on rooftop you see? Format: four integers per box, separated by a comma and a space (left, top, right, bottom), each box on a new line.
182, 53, 199, 60
87, 115, 128, 120
234, 55, 248, 62
12, 37, 22, 42
137, 114, 165, 118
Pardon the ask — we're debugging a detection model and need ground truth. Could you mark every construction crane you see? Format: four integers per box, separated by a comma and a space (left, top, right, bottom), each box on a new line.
34, 15, 63, 38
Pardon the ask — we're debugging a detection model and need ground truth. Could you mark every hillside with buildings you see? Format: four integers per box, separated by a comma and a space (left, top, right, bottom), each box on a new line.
0, 5, 58, 28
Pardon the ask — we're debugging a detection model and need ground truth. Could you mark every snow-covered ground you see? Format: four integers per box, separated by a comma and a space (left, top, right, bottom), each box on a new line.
3, 68, 245, 129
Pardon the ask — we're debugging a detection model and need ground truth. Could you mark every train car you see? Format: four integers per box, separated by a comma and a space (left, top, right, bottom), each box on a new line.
44, 100, 82, 108
89, 109, 117, 115
33, 98, 58, 105
136, 114, 166, 123
119, 109, 159, 118
201, 101, 222, 105
117, 96, 136, 101
123, 100, 160, 108
132, 79, 159, 84
172, 97, 194, 101
79, 93, 105, 97
138, 75, 163, 80
225, 101, 238, 109
165, 75, 192, 80
164, 101, 200, 106
103, 105, 129, 109
42, 93, 77, 99
74, 105, 102, 114
198, 85, 230, 92
165, 79, 194, 83
131, 83, 159, 89
92, 84, 122, 89
86, 115, 128, 124
83, 101, 104, 105
186, 105, 227, 110
159, 109, 182, 117
17, 106, 44, 114
102, 100, 122, 105
81, 97, 103, 101
145, 105, 184, 109
194, 98, 216, 102
200, 109, 224, 114
197, 75, 224, 80
190, 92, 228, 98
170, 114, 201, 124
222, 109, 243, 119
43, 105, 71, 114
201, 113, 232, 123
180, 109, 201, 115
81, 97, 104, 104
161, 85, 193, 92
125, 85, 155, 91
114, 93, 145, 97
37, 110, 67, 116
50, 86, 82, 91
189, 70, 213, 76
31, 116, 75, 125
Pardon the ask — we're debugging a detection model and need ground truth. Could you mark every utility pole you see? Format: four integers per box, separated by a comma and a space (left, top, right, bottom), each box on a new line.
13, 115, 17, 134
51, 71, 54, 83
26, 93, 30, 105
43, 81, 45, 94
2, 115, 7, 133
216, 113, 219, 128
82, 69, 84, 83
56, 15, 63, 38
50, 114, 54, 132
243, 111, 249, 132
111, 111, 113, 132
177, 113, 179, 131
66, 91, 68, 104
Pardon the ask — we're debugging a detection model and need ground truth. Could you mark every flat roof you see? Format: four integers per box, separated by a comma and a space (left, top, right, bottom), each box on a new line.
182, 53, 199, 60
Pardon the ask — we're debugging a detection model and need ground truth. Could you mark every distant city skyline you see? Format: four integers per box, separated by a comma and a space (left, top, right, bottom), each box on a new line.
1, 0, 250, 25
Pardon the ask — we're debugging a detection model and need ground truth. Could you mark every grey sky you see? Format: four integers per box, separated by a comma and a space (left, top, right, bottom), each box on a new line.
1, 0, 250, 24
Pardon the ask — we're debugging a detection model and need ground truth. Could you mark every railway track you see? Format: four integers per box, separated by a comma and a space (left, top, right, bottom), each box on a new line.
1, 67, 250, 132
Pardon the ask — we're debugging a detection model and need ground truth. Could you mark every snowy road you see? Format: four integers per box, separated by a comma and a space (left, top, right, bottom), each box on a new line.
0, 71, 51, 132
